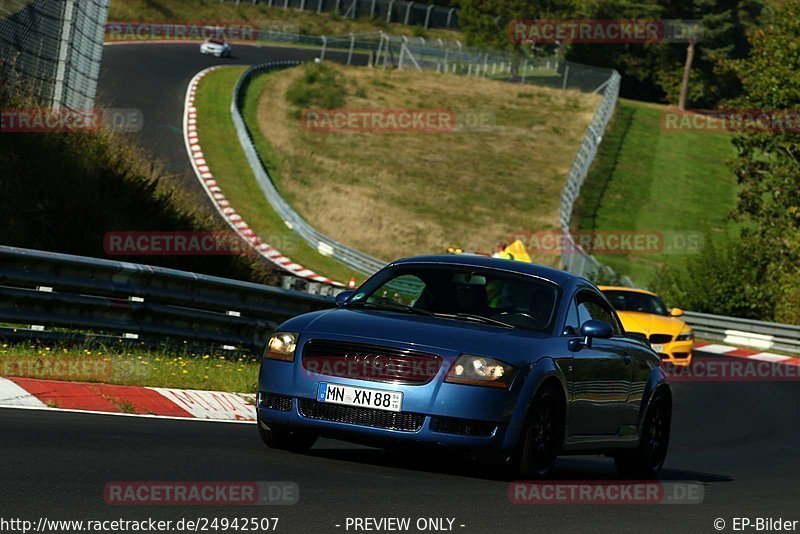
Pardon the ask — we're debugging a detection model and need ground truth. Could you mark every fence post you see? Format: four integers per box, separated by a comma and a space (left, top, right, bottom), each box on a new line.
562, 64, 570, 90
370, 0, 376, 18
404, 2, 413, 25
520, 59, 527, 83
347, 33, 355, 65
52, 0, 76, 109
386, 0, 394, 23
316, 0, 323, 14
334, 0, 341, 14
320, 35, 327, 61
446, 7, 456, 28
424, 4, 434, 28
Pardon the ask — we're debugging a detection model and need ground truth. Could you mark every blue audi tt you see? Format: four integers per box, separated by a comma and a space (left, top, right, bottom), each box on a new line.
257, 255, 671, 478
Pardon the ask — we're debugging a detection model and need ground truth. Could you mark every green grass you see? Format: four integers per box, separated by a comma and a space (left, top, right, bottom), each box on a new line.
194, 66, 358, 283
0, 342, 259, 393
572, 98, 740, 286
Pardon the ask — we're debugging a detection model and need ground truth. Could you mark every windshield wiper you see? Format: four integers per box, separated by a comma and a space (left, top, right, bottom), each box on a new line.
348, 301, 435, 317
434, 312, 516, 329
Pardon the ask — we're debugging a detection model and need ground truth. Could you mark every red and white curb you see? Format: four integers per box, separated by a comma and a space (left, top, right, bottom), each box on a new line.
183, 67, 339, 286
0, 377, 256, 423
695, 341, 800, 366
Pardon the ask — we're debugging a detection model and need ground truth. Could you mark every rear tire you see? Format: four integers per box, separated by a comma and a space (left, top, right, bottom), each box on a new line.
614, 389, 671, 479
514, 386, 563, 479
257, 416, 318, 452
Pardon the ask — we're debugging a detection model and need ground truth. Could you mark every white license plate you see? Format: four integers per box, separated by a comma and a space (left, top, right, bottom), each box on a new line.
317, 382, 402, 412
651, 344, 664, 353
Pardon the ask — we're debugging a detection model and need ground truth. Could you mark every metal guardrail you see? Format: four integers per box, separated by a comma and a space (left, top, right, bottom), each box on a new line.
2, 246, 797, 355
0, 245, 334, 353
558, 70, 635, 287
684, 311, 800, 355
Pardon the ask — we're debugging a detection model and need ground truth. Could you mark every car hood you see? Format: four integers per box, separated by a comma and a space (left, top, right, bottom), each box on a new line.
291, 308, 552, 365
617, 311, 688, 335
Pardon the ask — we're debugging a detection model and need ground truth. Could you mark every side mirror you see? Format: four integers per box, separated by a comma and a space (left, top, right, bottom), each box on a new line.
335, 290, 356, 307
569, 320, 614, 352
670, 307, 684, 317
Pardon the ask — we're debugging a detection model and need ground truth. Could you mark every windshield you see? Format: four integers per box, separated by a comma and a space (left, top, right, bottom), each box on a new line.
603, 290, 668, 316
348, 264, 559, 332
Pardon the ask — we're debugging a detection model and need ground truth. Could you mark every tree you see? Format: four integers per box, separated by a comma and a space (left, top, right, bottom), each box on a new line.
727, 0, 800, 321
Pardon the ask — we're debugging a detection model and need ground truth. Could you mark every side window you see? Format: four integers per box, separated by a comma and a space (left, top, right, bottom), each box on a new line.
563, 297, 580, 335
575, 292, 623, 336
366, 275, 426, 307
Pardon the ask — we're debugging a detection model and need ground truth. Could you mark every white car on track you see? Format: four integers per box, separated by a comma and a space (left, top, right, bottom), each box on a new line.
200, 38, 232, 58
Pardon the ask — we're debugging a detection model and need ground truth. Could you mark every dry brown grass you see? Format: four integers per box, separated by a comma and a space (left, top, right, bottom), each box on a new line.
108, 0, 461, 42
252, 64, 600, 263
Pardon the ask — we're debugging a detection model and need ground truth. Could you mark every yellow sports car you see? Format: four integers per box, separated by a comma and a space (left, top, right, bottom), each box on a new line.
599, 286, 694, 366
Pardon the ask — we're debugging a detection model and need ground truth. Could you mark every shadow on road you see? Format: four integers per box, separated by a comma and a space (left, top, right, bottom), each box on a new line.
303, 446, 733, 484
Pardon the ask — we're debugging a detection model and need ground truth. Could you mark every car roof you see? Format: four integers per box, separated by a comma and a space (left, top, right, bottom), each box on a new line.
389, 254, 579, 286
598, 285, 658, 297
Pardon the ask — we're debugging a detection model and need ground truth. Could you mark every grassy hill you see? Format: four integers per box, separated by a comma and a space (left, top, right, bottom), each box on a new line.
572, 98, 740, 286
244, 63, 600, 267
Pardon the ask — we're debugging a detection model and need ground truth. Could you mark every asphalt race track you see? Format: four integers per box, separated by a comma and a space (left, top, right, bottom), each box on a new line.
2, 358, 799, 528
9, 43, 793, 533
97, 42, 367, 204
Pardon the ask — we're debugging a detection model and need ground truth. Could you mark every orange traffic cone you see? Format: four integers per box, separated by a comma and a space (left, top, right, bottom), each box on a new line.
348, 276, 356, 289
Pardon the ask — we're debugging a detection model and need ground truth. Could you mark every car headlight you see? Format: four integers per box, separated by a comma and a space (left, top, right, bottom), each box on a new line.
445, 354, 516, 388
265, 332, 299, 361
676, 330, 694, 341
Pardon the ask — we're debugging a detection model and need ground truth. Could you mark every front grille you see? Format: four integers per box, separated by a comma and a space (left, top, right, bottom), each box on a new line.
302, 339, 442, 385
259, 393, 292, 411
430, 417, 496, 437
297, 399, 424, 432
649, 333, 673, 344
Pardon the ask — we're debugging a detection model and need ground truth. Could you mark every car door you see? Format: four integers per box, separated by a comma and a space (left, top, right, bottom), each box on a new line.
565, 291, 633, 437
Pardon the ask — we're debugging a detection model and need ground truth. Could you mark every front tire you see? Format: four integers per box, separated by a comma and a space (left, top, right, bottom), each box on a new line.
514, 386, 563, 479
614, 388, 671, 479
257, 416, 318, 452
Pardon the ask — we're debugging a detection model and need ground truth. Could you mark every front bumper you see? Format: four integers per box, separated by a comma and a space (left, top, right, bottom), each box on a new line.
656, 339, 694, 366
258, 351, 522, 451
256, 392, 511, 450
